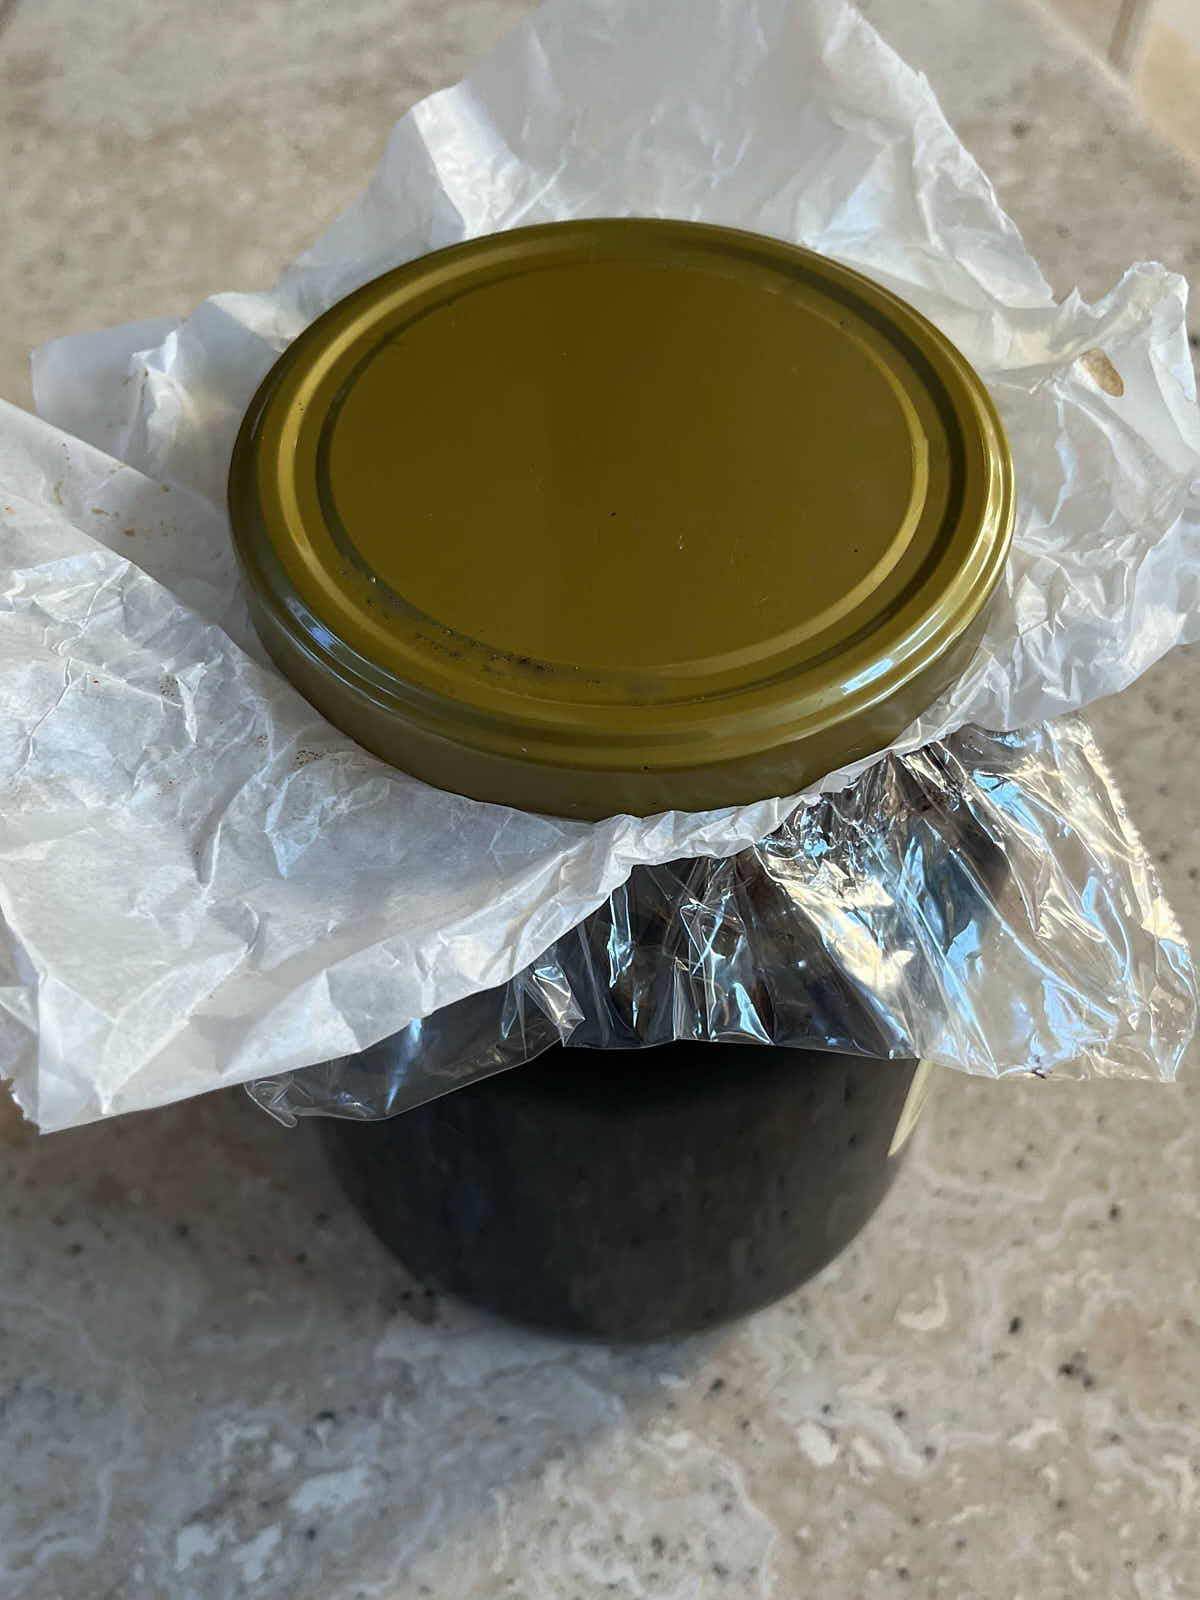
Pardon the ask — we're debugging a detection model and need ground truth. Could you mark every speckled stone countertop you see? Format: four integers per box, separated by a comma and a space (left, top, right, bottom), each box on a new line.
4, 1, 1200, 1596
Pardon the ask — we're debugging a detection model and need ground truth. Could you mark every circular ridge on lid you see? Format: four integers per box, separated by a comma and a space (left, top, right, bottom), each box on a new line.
229, 218, 1014, 820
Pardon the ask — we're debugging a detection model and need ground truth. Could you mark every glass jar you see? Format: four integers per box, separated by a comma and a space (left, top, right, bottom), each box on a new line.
230, 218, 1013, 1335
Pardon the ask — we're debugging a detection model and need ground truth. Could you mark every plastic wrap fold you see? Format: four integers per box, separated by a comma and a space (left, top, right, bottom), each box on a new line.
248, 720, 1196, 1124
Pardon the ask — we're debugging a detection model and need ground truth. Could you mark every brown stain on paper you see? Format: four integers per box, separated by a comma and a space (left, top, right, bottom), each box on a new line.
1079, 349, 1125, 397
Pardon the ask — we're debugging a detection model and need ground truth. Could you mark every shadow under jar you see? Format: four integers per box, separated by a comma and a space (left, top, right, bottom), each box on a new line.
230, 219, 1014, 1339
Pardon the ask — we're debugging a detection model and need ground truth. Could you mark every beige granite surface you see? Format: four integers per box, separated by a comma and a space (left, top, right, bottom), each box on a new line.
1045, 0, 1128, 62
4, 0, 1200, 1596
1137, 11, 1200, 165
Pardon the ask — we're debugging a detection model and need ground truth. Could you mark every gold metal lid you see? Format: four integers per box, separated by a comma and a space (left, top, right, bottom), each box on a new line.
229, 219, 1013, 819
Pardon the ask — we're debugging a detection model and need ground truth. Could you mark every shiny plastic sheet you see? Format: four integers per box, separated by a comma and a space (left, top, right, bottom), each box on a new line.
3, 0, 1199, 1130
248, 720, 1197, 1125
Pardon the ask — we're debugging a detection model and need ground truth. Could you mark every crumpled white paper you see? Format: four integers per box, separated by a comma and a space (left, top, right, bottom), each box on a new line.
4, 0, 1200, 1131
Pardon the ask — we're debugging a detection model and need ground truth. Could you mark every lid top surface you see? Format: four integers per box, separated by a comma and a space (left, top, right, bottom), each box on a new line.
233, 220, 1012, 789
324, 255, 925, 676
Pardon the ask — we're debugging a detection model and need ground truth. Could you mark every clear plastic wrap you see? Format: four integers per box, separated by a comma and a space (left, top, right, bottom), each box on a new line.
248, 719, 1196, 1124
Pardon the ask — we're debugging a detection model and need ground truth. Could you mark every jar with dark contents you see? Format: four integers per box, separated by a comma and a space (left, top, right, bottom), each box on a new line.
230, 219, 1014, 1337
320, 763, 1010, 1339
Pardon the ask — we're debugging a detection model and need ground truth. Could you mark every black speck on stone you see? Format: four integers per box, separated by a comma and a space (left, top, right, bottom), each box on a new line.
1055, 1497, 1068, 1512
1011, 119, 1031, 138
821, 1403, 833, 1416
1009, 1316, 1023, 1335
67, 1242, 84, 1256
1190, 333, 1200, 350
1109, 1203, 1121, 1220
305, 1527, 317, 1541
708, 1377, 726, 1395
897, 1567, 911, 1581
922, 1444, 937, 1461
246, 1253, 262, 1267
893, 1407, 907, 1423
650, 1534, 666, 1558
174, 1222, 190, 1239
1059, 1353, 1098, 1389
495, 1414, 510, 1425
954, 1537, 968, 1552
712, 1563, 730, 1579
315, 1409, 337, 1424
52, 1214, 67, 1228
294, 1251, 308, 1265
